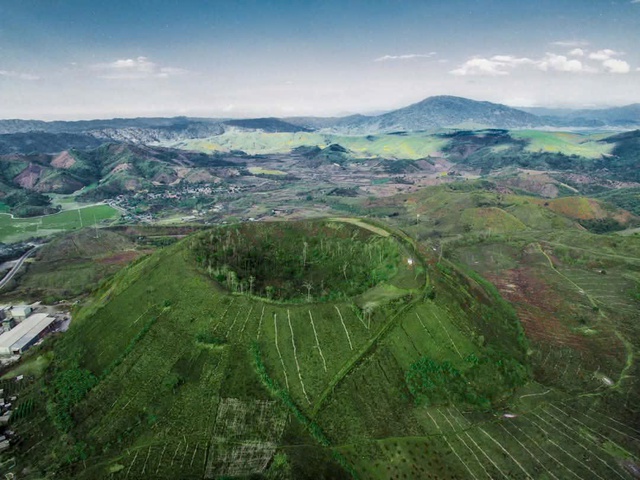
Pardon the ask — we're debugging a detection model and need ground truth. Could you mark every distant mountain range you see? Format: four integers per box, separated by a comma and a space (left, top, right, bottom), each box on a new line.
1, 96, 640, 154
519, 104, 640, 128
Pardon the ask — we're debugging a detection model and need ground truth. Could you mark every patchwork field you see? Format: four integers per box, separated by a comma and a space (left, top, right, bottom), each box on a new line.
169, 131, 448, 160
0, 204, 119, 243
512, 130, 614, 159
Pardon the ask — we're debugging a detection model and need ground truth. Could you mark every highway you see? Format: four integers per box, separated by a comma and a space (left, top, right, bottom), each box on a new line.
0, 246, 39, 290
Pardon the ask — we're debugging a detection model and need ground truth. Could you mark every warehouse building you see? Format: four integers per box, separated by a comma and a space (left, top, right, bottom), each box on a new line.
0, 313, 55, 355
10, 305, 32, 320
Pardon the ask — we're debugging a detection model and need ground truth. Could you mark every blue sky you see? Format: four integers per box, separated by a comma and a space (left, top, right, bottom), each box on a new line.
1, 0, 639, 119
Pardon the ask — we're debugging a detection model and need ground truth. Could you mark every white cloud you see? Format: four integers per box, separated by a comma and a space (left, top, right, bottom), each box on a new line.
551, 40, 589, 47
91, 56, 187, 79
0, 70, 40, 80
588, 49, 622, 61
602, 58, 631, 73
632, 0, 640, 4
450, 58, 509, 76
450, 55, 534, 76
450, 47, 636, 77
538, 53, 588, 73
374, 52, 436, 62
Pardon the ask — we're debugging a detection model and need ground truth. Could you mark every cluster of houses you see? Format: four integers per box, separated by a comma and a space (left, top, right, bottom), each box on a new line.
0, 380, 20, 453
0, 305, 56, 357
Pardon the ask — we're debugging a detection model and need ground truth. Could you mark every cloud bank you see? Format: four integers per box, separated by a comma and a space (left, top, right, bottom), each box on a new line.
0, 70, 40, 81
451, 47, 633, 76
91, 57, 187, 79
374, 52, 436, 62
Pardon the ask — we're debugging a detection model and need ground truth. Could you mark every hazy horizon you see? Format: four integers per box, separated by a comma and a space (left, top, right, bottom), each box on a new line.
2, 0, 639, 120
1, 94, 640, 123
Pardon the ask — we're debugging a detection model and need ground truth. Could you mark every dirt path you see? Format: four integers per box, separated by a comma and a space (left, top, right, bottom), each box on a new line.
329, 217, 391, 237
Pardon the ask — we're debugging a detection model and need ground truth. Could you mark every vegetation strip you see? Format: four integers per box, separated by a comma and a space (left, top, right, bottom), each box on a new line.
312, 298, 419, 415
535, 410, 627, 480
439, 409, 491, 479
334, 306, 353, 350
559, 402, 640, 443
287, 309, 311, 405
527, 417, 606, 480
250, 343, 358, 478
308, 310, 328, 372
273, 313, 290, 390
461, 427, 509, 479
508, 422, 582, 480
479, 427, 533, 479
225, 306, 242, 337
257, 305, 265, 340
239, 305, 254, 337
427, 411, 479, 480
498, 424, 560, 480
549, 404, 638, 460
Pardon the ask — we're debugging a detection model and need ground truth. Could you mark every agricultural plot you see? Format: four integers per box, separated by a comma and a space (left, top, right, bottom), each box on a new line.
170, 131, 447, 159
205, 398, 287, 478
511, 130, 613, 158
0, 204, 119, 243
341, 402, 639, 480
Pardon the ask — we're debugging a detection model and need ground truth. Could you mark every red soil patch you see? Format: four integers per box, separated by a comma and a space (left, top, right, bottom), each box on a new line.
486, 268, 589, 351
51, 151, 76, 169
110, 163, 132, 175
98, 250, 146, 265
14, 163, 44, 189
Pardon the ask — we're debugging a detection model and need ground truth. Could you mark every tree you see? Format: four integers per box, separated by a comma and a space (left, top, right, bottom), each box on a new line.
302, 241, 308, 268
303, 282, 313, 302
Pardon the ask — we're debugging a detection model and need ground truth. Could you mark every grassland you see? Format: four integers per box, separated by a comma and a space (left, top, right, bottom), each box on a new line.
511, 130, 614, 158
247, 166, 287, 176
0, 228, 146, 303
0, 204, 119, 243
170, 131, 448, 159
2, 194, 639, 479
1, 217, 534, 479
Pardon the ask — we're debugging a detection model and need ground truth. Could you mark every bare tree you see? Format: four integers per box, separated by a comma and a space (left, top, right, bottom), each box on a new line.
303, 282, 313, 302
302, 241, 308, 268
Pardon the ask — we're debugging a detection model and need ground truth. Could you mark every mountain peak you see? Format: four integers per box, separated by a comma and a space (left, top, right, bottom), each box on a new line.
335, 95, 543, 133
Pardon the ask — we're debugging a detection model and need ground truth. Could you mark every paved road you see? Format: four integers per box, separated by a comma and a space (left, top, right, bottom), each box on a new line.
0, 246, 39, 290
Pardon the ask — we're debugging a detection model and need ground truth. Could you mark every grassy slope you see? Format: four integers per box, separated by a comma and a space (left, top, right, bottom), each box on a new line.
365, 185, 640, 478
171, 132, 448, 159
366, 183, 637, 238
511, 130, 613, 158
0, 228, 144, 302
4, 193, 639, 479
0, 204, 119, 243
5, 218, 534, 480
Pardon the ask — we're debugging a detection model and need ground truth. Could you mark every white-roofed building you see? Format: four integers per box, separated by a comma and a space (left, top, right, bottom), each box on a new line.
0, 313, 55, 355
10, 305, 32, 319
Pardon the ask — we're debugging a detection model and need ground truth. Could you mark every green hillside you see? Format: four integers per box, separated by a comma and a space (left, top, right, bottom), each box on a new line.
5, 218, 539, 479
170, 131, 448, 160
4, 212, 639, 479
0, 204, 119, 243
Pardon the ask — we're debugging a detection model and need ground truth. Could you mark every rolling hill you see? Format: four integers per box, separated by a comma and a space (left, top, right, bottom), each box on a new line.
328, 96, 544, 133
3, 212, 639, 479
